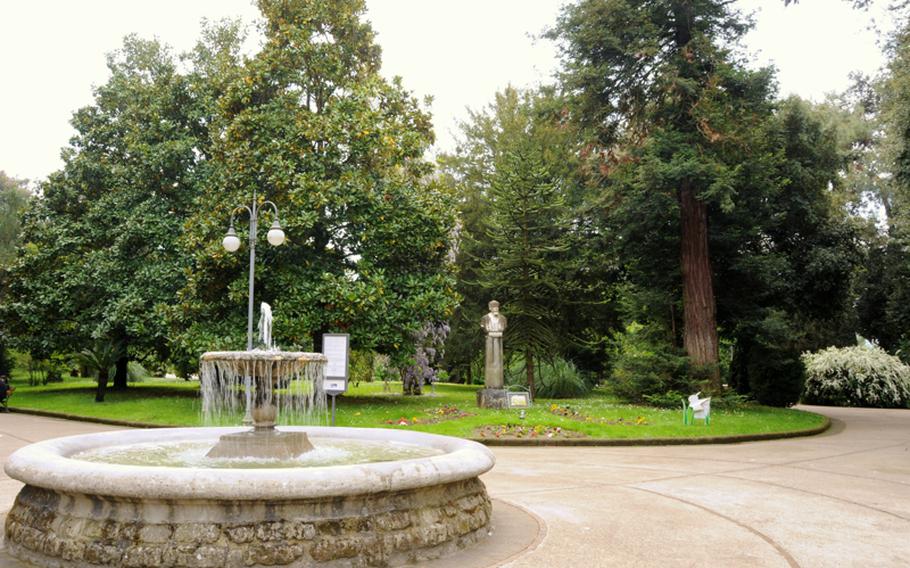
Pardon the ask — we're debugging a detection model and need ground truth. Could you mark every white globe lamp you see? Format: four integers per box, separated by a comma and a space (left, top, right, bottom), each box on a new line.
222, 227, 241, 252
267, 220, 285, 246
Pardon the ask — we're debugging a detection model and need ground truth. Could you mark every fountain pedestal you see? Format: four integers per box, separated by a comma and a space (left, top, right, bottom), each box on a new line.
200, 351, 326, 459
206, 429, 314, 459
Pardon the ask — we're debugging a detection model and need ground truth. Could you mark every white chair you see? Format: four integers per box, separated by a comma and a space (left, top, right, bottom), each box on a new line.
685, 392, 711, 425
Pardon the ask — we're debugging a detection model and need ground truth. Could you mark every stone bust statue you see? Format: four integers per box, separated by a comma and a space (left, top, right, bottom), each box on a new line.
480, 300, 507, 389
480, 300, 507, 336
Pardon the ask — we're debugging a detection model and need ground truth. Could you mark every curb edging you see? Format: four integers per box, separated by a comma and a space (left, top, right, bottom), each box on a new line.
7, 407, 177, 429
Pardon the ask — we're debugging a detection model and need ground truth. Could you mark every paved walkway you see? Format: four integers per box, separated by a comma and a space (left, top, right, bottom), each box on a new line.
1, 406, 908, 567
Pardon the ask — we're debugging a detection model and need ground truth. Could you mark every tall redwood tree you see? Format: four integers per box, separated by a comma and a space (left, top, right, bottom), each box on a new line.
550, 0, 764, 388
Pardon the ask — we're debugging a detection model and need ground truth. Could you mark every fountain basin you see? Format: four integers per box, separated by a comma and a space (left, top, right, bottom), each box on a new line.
4, 427, 495, 567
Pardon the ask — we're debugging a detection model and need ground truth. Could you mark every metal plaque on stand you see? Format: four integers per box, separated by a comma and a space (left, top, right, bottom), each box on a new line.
507, 390, 532, 409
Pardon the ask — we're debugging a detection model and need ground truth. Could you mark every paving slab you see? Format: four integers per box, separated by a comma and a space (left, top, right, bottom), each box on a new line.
0, 405, 907, 567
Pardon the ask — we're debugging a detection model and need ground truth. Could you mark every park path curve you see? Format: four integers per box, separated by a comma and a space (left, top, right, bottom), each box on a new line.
1, 405, 908, 567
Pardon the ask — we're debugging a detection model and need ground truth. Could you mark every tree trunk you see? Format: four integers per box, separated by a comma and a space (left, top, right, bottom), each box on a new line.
95, 369, 109, 403
112, 355, 129, 390
525, 349, 536, 399
402, 368, 422, 396
679, 184, 721, 389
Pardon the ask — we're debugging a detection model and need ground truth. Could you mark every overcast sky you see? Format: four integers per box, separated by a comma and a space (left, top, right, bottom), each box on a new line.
0, 0, 897, 183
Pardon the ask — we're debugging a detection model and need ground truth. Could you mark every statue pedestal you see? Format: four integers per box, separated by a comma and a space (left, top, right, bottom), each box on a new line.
477, 388, 509, 409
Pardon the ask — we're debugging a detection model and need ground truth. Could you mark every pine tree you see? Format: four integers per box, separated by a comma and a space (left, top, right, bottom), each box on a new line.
479, 149, 572, 397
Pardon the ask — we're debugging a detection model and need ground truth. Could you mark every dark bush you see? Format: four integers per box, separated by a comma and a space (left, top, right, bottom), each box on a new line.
731, 312, 804, 407
0, 345, 11, 377
609, 322, 692, 403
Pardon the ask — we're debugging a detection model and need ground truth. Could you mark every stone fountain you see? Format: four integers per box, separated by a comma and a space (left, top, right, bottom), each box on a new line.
2, 305, 495, 567
199, 350, 324, 459
200, 304, 325, 459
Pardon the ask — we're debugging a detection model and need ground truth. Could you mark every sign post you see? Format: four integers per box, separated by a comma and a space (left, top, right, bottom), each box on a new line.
322, 334, 350, 426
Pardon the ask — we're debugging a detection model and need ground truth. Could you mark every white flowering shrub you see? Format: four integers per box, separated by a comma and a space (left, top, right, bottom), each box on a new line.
802, 345, 910, 408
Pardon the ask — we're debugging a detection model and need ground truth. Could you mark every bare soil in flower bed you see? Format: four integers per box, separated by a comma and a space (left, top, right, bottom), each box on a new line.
474, 423, 587, 440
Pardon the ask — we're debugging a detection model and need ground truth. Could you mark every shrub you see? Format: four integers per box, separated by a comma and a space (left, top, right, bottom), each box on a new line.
535, 359, 590, 399
609, 322, 692, 403
127, 361, 151, 383
504, 356, 591, 398
731, 311, 805, 407
643, 388, 753, 410
0, 345, 11, 377
349, 350, 375, 386
802, 345, 910, 408
642, 390, 690, 408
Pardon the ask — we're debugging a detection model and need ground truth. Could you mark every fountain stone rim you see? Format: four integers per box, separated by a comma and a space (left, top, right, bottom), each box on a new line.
200, 350, 327, 363
3, 426, 496, 501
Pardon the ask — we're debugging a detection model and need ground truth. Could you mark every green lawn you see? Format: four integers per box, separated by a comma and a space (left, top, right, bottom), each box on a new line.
6, 375, 825, 440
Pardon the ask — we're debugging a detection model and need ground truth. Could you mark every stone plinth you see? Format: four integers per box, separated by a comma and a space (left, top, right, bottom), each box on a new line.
205, 429, 314, 459
477, 388, 509, 409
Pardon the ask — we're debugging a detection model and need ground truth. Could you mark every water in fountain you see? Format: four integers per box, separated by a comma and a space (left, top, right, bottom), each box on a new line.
72, 436, 444, 469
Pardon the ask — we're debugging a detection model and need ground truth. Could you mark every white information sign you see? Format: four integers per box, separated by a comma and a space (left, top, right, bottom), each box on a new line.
322, 334, 349, 380
322, 334, 350, 425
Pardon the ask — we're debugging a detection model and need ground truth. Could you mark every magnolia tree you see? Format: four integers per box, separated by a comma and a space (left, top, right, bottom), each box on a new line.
172, 0, 457, 371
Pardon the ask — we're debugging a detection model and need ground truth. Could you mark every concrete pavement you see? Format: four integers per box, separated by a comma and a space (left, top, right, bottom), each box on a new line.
1, 406, 908, 567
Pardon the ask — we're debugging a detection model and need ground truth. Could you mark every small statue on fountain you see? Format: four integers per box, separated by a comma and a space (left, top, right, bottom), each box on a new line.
258, 302, 275, 350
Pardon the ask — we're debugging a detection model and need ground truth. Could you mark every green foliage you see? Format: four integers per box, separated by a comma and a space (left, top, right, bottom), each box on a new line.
127, 361, 151, 383
349, 350, 374, 385
505, 356, 591, 399
549, 1, 862, 404
731, 311, 805, 407
609, 322, 692, 403
372, 353, 394, 384
857, 240, 910, 356
43, 355, 69, 384
642, 391, 690, 409
0, 172, 30, 267
534, 359, 590, 399
0, 344, 11, 377
74, 341, 124, 402
857, 21, 910, 357
2, 4, 454, 382
448, 90, 587, 397
802, 344, 910, 408
0, 27, 245, 371
174, 0, 457, 369
478, 147, 574, 396
548, 0, 783, 386
440, 86, 616, 388
644, 388, 753, 409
